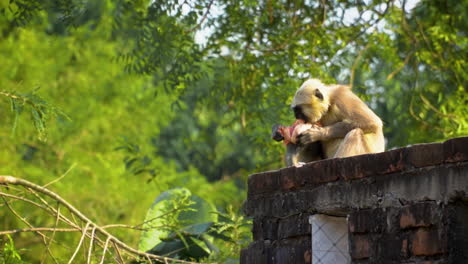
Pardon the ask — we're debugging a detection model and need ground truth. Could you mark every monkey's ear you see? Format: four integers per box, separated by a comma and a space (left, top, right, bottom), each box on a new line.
314, 89, 324, 100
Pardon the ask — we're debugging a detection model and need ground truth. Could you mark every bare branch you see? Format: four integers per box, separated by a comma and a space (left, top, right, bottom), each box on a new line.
187, 0, 214, 33
44, 163, 77, 188
87, 226, 97, 264
99, 237, 112, 264
0, 175, 214, 264
68, 222, 91, 264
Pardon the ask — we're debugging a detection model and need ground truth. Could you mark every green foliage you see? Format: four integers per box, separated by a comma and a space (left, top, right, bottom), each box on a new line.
1, 90, 69, 141
0, 0, 466, 262
138, 188, 251, 262
208, 206, 252, 262
138, 188, 217, 256
0, 236, 29, 264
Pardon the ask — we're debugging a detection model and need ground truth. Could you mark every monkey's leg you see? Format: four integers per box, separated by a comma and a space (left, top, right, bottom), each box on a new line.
285, 144, 300, 167
333, 128, 371, 158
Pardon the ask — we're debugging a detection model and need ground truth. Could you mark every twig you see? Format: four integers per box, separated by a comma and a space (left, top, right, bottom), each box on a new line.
0, 224, 158, 236
187, 0, 214, 33
44, 163, 77, 188
26, 187, 82, 231
0, 175, 212, 264
0, 227, 81, 235
87, 226, 97, 264
349, 42, 371, 88
113, 240, 125, 264
41, 203, 61, 264
68, 222, 91, 264
1, 196, 60, 264
419, 93, 456, 118
386, 51, 414, 80
0, 191, 50, 211
99, 237, 112, 264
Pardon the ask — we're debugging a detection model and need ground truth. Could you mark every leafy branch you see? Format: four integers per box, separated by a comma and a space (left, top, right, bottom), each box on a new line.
0, 90, 69, 141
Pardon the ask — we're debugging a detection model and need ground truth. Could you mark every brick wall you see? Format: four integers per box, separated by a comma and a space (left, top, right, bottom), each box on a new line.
349, 202, 468, 263
241, 137, 468, 264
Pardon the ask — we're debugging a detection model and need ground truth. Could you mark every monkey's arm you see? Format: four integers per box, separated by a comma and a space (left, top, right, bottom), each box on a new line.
298, 123, 351, 144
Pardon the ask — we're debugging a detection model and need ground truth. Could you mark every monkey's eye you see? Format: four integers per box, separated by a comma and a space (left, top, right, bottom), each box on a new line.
314, 89, 324, 100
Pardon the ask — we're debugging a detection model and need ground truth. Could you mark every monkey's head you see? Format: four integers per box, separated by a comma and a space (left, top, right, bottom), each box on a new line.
291, 79, 330, 123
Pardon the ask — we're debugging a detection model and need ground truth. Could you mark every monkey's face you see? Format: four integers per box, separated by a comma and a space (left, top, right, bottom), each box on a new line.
291, 79, 330, 123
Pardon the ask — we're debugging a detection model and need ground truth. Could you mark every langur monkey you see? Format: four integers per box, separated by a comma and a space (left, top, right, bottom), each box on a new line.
292, 79, 385, 159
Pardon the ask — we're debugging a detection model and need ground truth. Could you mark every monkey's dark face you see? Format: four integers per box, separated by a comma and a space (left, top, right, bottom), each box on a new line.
293, 105, 309, 123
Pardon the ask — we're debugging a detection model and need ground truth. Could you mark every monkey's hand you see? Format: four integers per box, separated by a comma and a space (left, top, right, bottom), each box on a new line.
297, 125, 324, 145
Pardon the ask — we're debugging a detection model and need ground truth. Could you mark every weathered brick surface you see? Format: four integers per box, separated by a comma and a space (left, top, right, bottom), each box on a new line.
350, 234, 371, 260
279, 166, 300, 191
400, 203, 439, 229
443, 137, 468, 163
411, 228, 447, 256
342, 148, 407, 180
273, 237, 312, 264
247, 170, 280, 196
375, 234, 408, 261
406, 143, 444, 168
245, 164, 468, 218
349, 208, 385, 233
252, 217, 278, 241
241, 236, 311, 264
296, 159, 340, 184
447, 202, 468, 263
240, 240, 269, 264
401, 238, 409, 258
277, 214, 311, 239
252, 214, 311, 241
246, 137, 468, 199
242, 137, 468, 264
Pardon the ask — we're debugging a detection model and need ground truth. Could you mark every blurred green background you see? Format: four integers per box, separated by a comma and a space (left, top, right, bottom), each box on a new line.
0, 0, 466, 263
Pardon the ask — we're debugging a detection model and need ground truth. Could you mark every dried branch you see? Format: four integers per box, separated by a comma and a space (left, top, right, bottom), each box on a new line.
386, 51, 414, 80
1, 196, 60, 264
68, 222, 91, 264
187, 0, 214, 33
0, 175, 213, 264
43, 163, 77, 188
41, 203, 61, 264
99, 237, 112, 264
349, 42, 371, 88
87, 226, 97, 264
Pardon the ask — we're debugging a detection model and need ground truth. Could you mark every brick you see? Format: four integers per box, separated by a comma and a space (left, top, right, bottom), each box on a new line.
248, 170, 280, 196
400, 203, 438, 229
337, 155, 367, 180
279, 166, 301, 191
411, 228, 447, 256
443, 137, 468, 163
274, 236, 311, 264
414, 261, 445, 264
406, 143, 444, 168
253, 217, 278, 241
240, 240, 270, 264
447, 202, 468, 263
401, 238, 409, 258
296, 159, 340, 185
349, 208, 385, 233
277, 214, 311, 239
380, 148, 408, 174
350, 234, 371, 259
341, 148, 407, 180
374, 235, 406, 261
